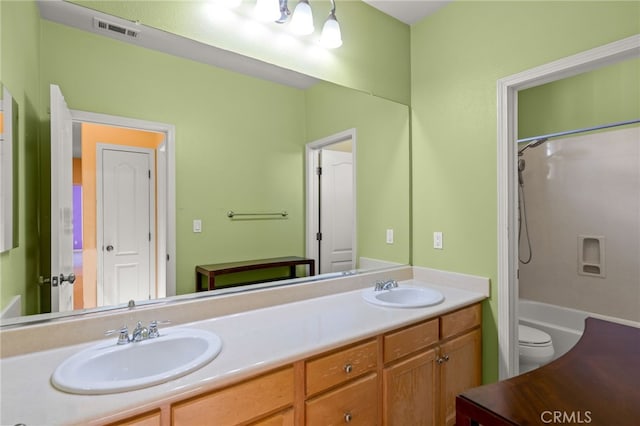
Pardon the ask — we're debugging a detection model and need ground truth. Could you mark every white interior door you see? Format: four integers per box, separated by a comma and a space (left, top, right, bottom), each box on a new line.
98, 146, 154, 306
50, 84, 75, 312
319, 149, 354, 273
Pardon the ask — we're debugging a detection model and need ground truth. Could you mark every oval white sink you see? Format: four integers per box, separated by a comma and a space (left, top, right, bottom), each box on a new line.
52, 328, 222, 395
362, 286, 444, 308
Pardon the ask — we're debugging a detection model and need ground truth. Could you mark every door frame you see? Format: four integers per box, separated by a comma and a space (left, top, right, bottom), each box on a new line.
96, 144, 156, 306
496, 34, 640, 379
305, 128, 357, 271
70, 110, 176, 299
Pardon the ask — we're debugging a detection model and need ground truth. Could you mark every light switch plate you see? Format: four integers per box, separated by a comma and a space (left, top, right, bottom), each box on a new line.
193, 219, 202, 233
434, 231, 443, 249
386, 229, 394, 244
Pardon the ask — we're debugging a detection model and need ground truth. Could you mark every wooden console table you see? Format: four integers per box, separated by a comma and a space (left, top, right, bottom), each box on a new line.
456, 317, 640, 425
195, 256, 315, 291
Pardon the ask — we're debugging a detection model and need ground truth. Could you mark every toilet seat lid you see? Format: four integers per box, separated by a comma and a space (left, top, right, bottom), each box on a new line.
519, 324, 552, 345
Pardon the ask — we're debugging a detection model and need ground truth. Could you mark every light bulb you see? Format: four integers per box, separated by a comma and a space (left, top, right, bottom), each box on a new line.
290, 0, 314, 35
320, 13, 342, 48
254, 0, 280, 22
222, 0, 242, 8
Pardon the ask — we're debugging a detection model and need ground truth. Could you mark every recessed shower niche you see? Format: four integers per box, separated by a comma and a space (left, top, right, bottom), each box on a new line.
578, 235, 605, 278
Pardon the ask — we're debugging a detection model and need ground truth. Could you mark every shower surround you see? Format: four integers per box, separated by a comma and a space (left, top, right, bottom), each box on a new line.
518, 126, 640, 322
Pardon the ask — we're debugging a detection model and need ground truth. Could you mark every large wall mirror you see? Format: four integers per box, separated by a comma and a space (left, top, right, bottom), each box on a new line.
1, 1, 410, 326
0, 84, 18, 255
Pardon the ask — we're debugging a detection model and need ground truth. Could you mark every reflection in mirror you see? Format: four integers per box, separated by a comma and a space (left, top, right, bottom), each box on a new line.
0, 1, 410, 327
0, 85, 18, 255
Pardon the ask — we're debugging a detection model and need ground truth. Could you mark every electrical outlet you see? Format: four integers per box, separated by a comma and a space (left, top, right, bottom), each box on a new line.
434, 231, 443, 249
193, 219, 202, 233
386, 229, 394, 244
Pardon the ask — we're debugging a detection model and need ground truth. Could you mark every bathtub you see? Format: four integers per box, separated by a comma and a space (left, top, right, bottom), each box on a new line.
518, 299, 640, 361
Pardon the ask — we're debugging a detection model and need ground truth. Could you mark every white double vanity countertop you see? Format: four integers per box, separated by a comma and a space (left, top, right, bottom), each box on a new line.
0, 267, 489, 425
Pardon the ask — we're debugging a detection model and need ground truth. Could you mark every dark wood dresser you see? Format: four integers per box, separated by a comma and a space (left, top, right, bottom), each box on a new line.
456, 317, 640, 425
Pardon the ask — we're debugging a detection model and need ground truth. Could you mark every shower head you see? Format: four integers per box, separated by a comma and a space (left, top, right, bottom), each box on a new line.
518, 137, 548, 156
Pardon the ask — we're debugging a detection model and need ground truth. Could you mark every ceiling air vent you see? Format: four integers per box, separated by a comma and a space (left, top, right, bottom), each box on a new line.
93, 17, 140, 39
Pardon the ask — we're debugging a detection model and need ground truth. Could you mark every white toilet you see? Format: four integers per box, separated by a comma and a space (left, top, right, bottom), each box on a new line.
518, 324, 555, 373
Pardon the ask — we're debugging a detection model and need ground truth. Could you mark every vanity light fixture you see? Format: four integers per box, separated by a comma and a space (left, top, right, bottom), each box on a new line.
319, 0, 342, 48
276, 0, 290, 23
289, 0, 314, 35
254, 0, 281, 21
270, 0, 343, 48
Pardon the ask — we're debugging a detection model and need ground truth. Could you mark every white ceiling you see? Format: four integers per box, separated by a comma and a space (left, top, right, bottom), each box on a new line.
363, 0, 452, 25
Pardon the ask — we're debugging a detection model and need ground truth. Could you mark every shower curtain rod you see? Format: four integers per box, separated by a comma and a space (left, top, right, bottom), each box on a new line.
516, 118, 640, 144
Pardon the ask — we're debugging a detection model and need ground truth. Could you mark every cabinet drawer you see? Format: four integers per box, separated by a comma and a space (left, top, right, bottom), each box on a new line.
248, 408, 294, 426
306, 374, 378, 426
106, 410, 161, 426
440, 303, 481, 339
172, 367, 294, 426
383, 318, 439, 363
306, 339, 377, 397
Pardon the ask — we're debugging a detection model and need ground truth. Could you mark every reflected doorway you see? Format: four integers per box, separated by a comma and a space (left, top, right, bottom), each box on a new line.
306, 129, 357, 274
70, 120, 168, 310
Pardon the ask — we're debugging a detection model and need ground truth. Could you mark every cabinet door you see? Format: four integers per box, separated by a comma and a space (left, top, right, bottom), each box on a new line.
439, 328, 482, 426
383, 349, 437, 426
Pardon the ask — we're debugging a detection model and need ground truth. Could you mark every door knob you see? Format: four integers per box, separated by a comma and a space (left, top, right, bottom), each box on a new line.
106, 245, 114, 252
60, 272, 76, 285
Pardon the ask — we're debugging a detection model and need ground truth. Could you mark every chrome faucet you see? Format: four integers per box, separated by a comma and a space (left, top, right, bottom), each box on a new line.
374, 279, 398, 291
105, 320, 170, 344
132, 321, 149, 342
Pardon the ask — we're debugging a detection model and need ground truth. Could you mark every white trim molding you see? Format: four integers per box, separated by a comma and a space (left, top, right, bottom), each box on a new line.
305, 129, 357, 273
70, 110, 176, 298
497, 34, 640, 379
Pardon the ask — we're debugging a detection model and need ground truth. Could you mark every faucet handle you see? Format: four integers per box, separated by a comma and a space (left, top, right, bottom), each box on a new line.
148, 320, 170, 338
105, 325, 130, 345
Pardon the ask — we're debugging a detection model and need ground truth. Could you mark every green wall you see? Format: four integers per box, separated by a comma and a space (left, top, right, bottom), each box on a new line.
0, 1, 42, 315
305, 82, 411, 265
72, 0, 411, 105
410, 1, 640, 383
40, 19, 308, 296
1, 2, 411, 312
519, 58, 640, 138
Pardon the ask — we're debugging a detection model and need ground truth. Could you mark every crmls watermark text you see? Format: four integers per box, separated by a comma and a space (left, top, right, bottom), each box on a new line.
540, 410, 592, 424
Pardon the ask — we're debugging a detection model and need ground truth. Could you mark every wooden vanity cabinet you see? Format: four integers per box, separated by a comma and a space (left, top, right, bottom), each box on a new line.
382, 319, 439, 426
381, 303, 482, 426
438, 304, 482, 426
100, 303, 481, 426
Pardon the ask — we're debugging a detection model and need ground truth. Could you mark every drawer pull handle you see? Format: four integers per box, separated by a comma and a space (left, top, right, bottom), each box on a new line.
344, 412, 353, 423
437, 354, 450, 364
344, 363, 353, 374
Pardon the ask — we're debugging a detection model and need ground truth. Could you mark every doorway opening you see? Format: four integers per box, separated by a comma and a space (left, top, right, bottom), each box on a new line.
306, 129, 357, 274
66, 111, 175, 311
496, 35, 639, 379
